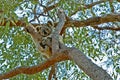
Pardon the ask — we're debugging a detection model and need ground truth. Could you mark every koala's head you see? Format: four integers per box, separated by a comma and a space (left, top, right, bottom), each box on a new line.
36, 26, 52, 37
35, 21, 54, 37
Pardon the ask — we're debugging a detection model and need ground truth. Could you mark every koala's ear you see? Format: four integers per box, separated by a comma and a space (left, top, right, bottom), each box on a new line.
24, 23, 35, 33
47, 21, 54, 27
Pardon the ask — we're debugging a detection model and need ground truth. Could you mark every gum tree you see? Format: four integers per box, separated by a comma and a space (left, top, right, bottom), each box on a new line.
0, 0, 120, 80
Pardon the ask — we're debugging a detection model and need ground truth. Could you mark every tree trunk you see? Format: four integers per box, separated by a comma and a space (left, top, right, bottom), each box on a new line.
68, 47, 113, 80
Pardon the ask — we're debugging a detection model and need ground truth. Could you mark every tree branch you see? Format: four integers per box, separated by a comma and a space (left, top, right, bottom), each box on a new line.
52, 9, 66, 54
44, 3, 59, 14
68, 47, 113, 80
48, 65, 57, 80
0, 18, 26, 27
0, 13, 120, 32
71, 0, 107, 16
50, 9, 66, 80
65, 13, 120, 30
92, 25, 120, 31
0, 51, 70, 79
0, 43, 113, 80
117, 0, 120, 2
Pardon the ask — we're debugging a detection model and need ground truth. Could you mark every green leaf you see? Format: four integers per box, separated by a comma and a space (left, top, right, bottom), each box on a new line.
11, 20, 16, 26
31, 1, 38, 4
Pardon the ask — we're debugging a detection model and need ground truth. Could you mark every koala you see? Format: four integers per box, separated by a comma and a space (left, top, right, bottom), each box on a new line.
25, 21, 54, 58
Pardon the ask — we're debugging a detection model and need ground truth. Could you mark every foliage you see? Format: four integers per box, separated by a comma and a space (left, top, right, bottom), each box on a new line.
0, 0, 120, 80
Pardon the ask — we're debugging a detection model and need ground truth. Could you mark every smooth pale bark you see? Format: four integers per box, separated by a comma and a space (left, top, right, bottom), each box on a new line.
68, 47, 113, 80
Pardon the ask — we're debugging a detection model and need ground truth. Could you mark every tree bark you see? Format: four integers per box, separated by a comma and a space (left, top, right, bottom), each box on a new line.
0, 8, 114, 80
68, 47, 113, 80
0, 46, 113, 80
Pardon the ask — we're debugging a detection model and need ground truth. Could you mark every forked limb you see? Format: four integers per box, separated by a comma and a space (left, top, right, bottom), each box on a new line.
48, 9, 66, 80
